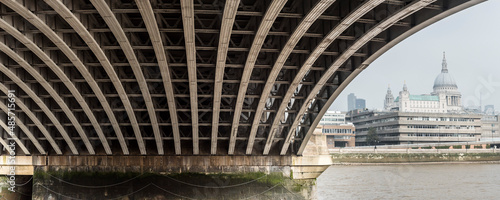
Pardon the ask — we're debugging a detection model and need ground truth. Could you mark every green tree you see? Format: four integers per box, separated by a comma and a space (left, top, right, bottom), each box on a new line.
366, 127, 379, 146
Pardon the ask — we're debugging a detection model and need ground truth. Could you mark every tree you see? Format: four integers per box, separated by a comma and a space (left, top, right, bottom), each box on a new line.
366, 127, 379, 146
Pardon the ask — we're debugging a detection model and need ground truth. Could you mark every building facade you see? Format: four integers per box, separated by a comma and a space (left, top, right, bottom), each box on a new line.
318, 111, 355, 148
353, 53, 483, 146
319, 111, 346, 125
385, 52, 463, 113
321, 124, 356, 149
481, 115, 500, 141
350, 111, 482, 146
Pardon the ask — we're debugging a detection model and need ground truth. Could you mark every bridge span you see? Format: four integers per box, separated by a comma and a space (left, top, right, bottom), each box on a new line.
0, 0, 486, 198
0, 0, 485, 157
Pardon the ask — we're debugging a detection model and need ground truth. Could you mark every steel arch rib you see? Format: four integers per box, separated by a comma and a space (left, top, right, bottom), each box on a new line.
282, 0, 436, 155
181, 0, 198, 155
0, 119, 29, 155
0, 101, 45, 154
246, 0, 335, 155
0, 0, 129, 155
0, 130, 13, 155
85, 0, 163, 155
135, 0, 180, 154
33, 0, 144, 154
211, 0, 241, 155
0, 84, 62, 154
292, 0, 485, 155
0, 19, 112, 154
263, 0, 385, 155
228, 0, 288, 155
0, 62, 85, 154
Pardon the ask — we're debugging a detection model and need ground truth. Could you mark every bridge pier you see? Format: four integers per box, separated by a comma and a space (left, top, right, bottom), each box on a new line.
0, 154, 331, 199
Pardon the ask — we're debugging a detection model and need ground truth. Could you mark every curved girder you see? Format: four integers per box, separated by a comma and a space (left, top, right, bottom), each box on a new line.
0, 84, 61, 154
135, 0, 180, 155
229, 0, 288, 155
0, 130, 13, 155
34, 0, 144, 154
0, 0, 129, 154
292, 0, 486, 155
180, 0, 198, 155
211, 0, 241, 155
246, 0, 336, 155
283, 0, 437, 155
264, 0, 386, 155
0, 0, 483, 156
0, 18, 111, 154
0, 101, 45, 154
80, 0, 161, 155
0, 119, 29, 155
0, 62, 86, 154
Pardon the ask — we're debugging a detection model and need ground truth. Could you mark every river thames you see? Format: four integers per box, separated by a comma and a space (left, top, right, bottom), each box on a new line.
317, 163, 500, 199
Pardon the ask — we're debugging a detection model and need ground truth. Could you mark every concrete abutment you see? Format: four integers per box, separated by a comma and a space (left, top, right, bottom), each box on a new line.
0, 154, 331, 199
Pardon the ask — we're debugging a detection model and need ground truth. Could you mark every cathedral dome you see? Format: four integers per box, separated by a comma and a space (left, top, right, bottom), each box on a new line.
433, 72, 457, 89
433, 52, 458, 91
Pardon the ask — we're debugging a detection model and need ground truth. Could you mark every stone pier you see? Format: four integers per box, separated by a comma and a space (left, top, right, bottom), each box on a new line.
0, 127, 333, 199
0, 153, 331, 199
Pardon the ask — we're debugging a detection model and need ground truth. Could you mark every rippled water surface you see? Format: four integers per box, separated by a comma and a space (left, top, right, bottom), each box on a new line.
317, 164, 500, 199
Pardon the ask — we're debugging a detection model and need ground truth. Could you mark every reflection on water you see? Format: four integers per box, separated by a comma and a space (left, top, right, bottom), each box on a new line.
317, 164, 500, 199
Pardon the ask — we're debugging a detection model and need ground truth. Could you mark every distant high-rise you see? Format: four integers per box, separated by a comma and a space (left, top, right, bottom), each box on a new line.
484, 105, 495, 115
347, 93, 356, 111
355, 99, 366, 110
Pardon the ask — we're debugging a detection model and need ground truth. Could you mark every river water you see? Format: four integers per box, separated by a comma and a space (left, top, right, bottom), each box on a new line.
317, 163, 500, 199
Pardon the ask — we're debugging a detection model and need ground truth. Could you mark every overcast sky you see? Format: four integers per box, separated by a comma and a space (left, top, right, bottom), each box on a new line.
329, 0, 500, 112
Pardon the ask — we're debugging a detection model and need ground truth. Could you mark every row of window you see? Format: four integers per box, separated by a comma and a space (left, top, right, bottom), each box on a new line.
320, 118, 345, 121
328, 136, 352, 139
407, 133, 475, 137
355, 117, 397, 126
406, 125, 476, 130
323, 128, 353, 134
357, 125, 398, 132
357, 133, 476, 139
406, 117, 475, 122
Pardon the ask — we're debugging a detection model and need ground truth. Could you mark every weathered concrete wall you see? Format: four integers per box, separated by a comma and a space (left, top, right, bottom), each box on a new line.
31, 155, 294, 177
0, 134, 334, 199
25, 155, 326, 199
0, 156, 34, 175
32, 168, 315, 200
331, 153, 500, 163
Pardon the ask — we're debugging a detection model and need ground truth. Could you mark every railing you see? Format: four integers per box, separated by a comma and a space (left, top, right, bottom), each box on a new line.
343, 139, 500, 150
330, 148, 498, 154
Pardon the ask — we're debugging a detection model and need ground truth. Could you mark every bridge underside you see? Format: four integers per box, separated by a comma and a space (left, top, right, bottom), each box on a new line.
0, 0, 483, 156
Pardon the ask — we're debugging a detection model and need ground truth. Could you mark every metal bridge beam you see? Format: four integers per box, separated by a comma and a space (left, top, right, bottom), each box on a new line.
0, 83, 62, 154
211, 0, 241, 155
0, 101, 45, 154
229, 0, 288, 155
136, 0, 181, 155
286, 0, 438, 155
290, 0, 486, 155
85, 0, 159, 154
0, 62, 86, 154
180, 0, 198, 155
0, 19, 112, 154
266, 0, 386, 155
1, 0, 130, 155
247, 0, 335, 155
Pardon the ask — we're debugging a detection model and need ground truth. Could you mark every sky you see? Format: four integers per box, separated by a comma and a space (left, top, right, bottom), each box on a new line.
329, 0, 500, 112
